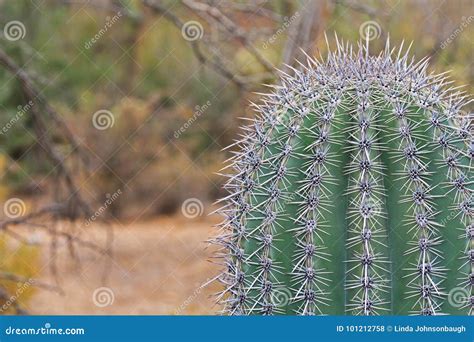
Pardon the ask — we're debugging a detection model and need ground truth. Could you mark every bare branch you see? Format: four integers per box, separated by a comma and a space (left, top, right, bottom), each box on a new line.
332, 0, 377, 17
216, 1, 284, 22
182, 0, 275, 73
0, 271, 63, 294
0, 205, 107, 256
57, 0, 142, 21
0, 48, 92, 218
142, 0, 248, 88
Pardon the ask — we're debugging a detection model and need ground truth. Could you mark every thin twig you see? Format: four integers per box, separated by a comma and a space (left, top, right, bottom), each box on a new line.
143, 0, 248, 88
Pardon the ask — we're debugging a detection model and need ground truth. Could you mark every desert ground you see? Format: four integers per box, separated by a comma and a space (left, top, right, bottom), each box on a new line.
28, 216, 221, 315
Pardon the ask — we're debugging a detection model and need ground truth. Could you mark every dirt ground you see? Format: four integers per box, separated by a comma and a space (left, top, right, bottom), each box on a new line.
28, 216, 222, 315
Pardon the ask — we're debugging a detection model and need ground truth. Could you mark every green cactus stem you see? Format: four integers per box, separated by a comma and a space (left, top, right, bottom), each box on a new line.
212, 37, 472, 315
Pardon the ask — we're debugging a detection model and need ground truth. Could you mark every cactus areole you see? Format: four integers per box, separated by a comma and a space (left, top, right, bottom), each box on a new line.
213, 38, 473, 315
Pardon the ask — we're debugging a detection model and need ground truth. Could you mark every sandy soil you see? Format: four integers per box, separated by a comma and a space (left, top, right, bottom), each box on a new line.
28, 216, 221, 315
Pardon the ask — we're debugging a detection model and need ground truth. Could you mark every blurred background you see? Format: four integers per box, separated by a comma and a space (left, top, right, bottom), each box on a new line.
0, 0, 472, 314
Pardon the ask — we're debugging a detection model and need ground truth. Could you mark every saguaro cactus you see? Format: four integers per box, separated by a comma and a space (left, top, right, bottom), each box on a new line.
213, 38, 472, 315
